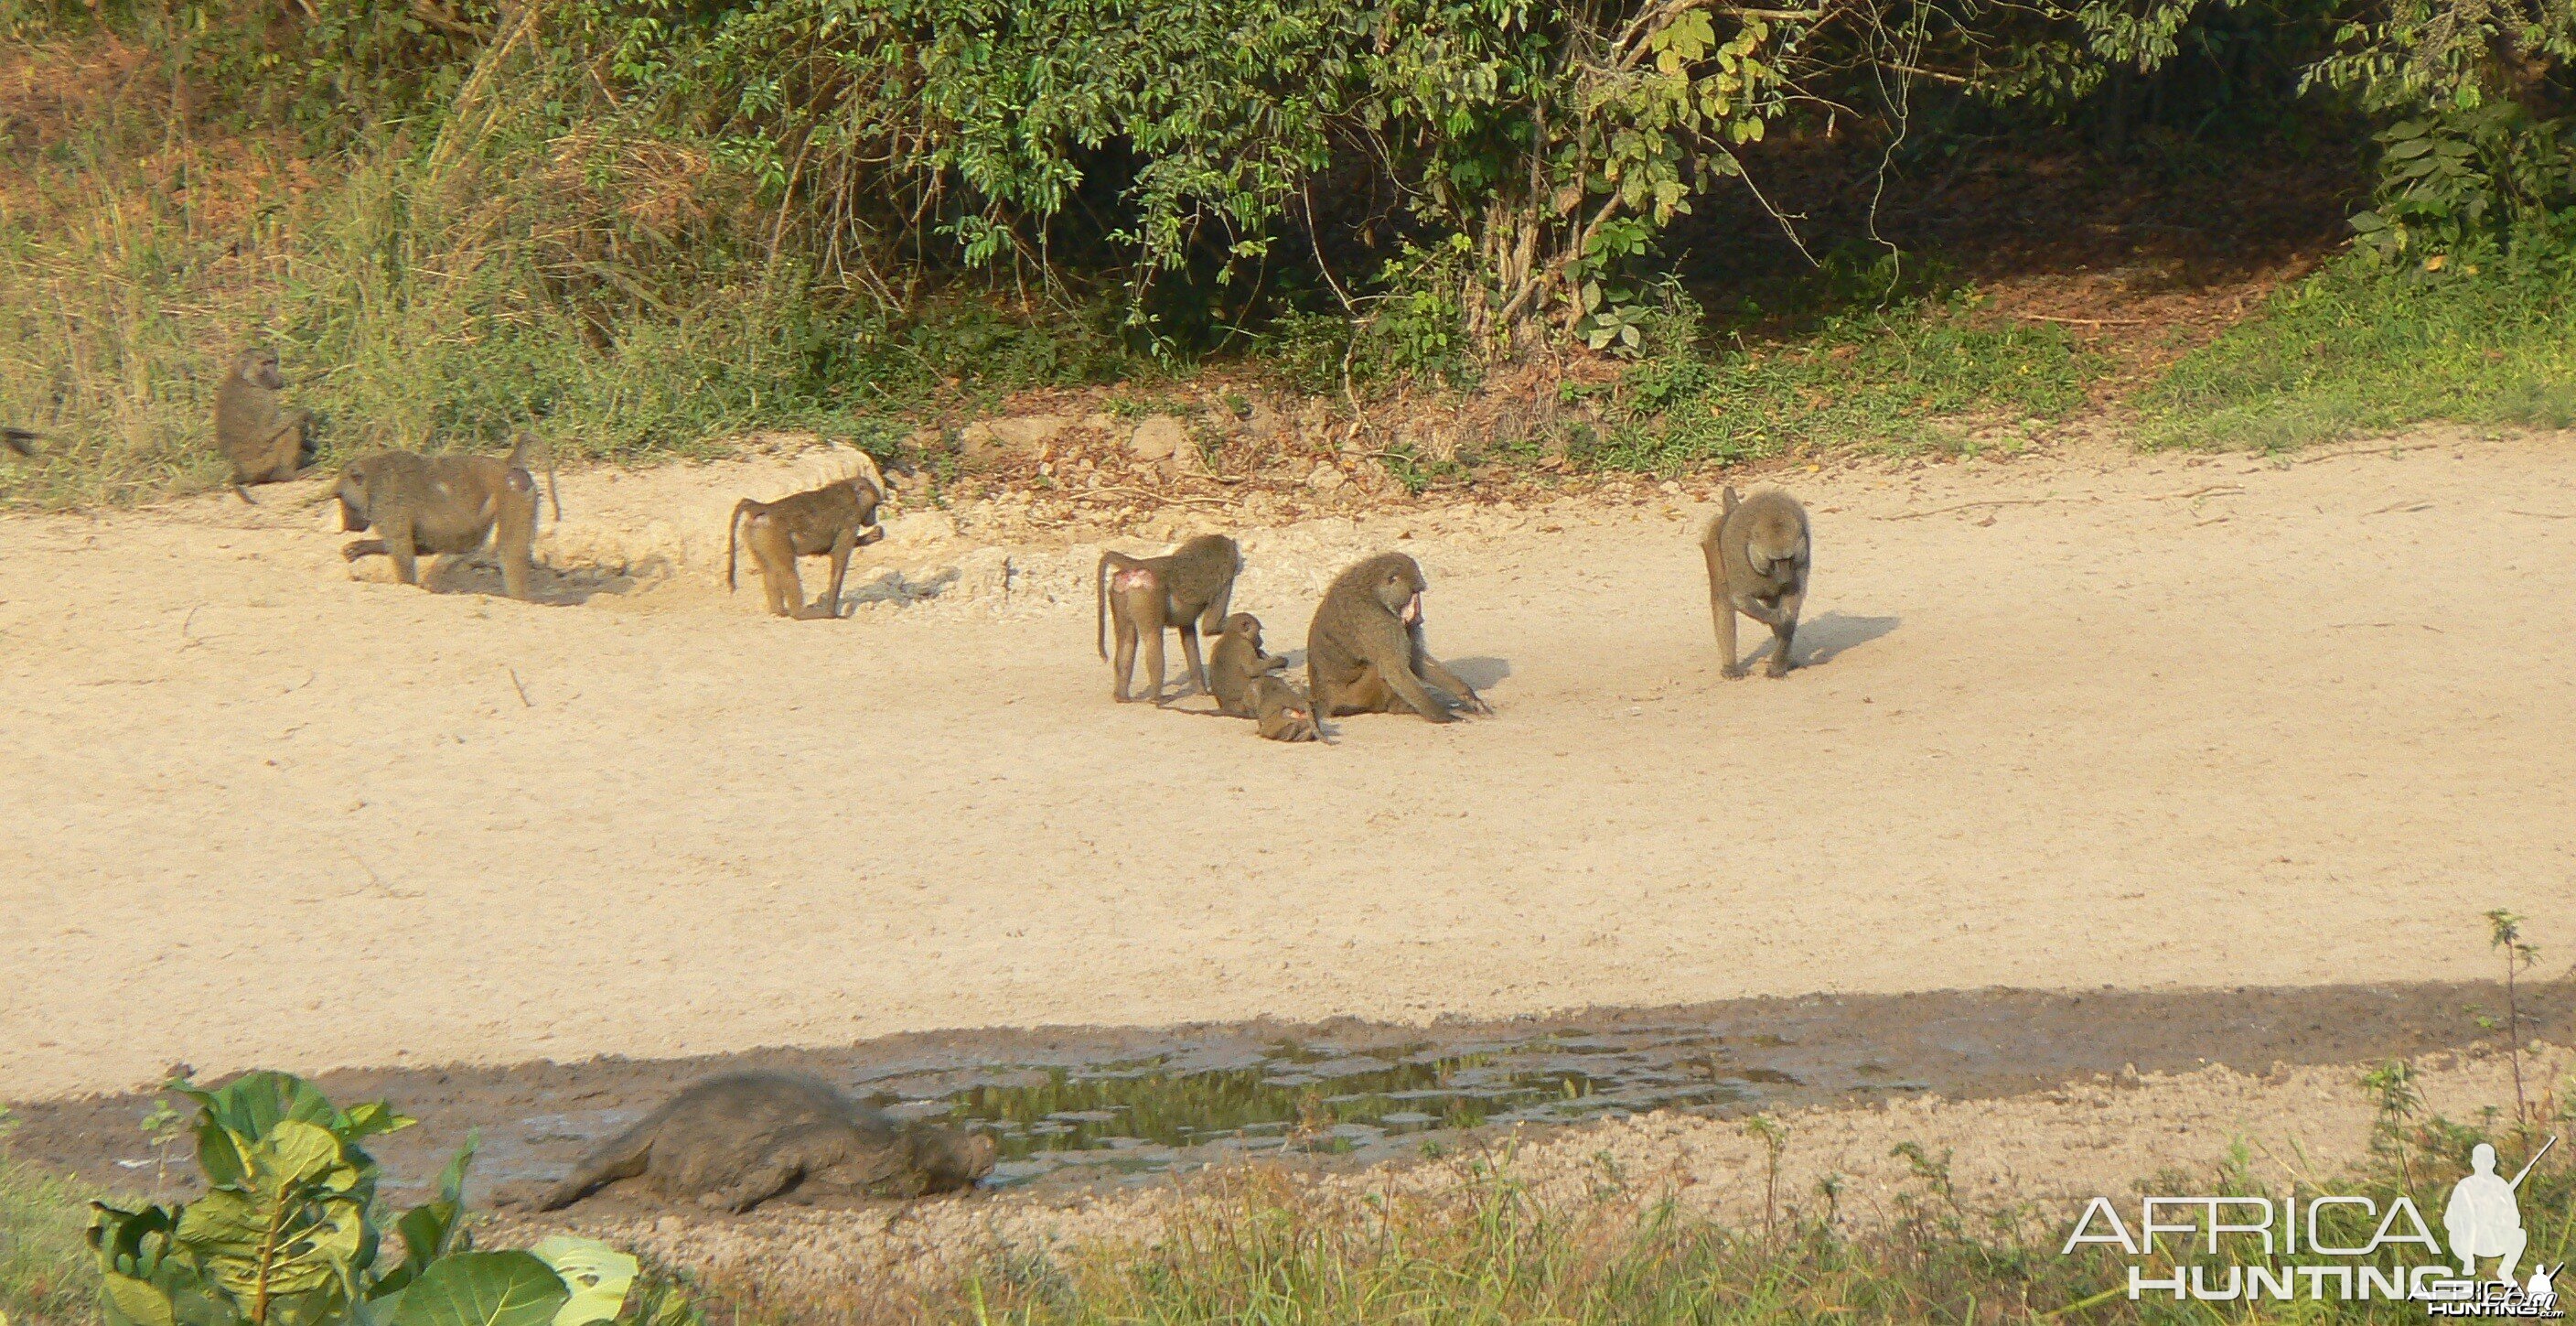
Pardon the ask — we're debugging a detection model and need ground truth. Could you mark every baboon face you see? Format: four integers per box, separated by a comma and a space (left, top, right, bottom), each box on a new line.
237, 347, 284, 391
852, 480, 886, 545
1222, 612, 1261, 642
334, 463, 372, 532
1372, 559, 1426, 622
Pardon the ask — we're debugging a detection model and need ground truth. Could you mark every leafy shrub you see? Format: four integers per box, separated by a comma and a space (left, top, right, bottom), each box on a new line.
85, 1073, 685, 1326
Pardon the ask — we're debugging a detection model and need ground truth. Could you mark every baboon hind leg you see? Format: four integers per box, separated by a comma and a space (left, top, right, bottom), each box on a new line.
697, 1158, 806, 1214
751, 523, 803, 617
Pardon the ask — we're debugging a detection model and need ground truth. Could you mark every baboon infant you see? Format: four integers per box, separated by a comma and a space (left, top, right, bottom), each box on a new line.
1096, 534, 1241, 703
725, 474, 887, 619
1306, 552, 1489, 724
215, 344, 313, 500
534, 1073, 998, 1214
1249, 673, 1321, 742
1208, 612, 1289, 717
1700, 484, 1810, 679
333, 432, 559, 601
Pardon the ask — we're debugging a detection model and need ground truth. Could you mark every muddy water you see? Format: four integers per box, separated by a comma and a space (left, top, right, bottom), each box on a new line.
11, 981, 2561, 1202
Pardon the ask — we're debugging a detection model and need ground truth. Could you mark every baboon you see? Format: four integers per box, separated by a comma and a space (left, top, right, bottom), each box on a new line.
1208, 611, 1290, 717
1096, 534, 1241, 703
214, 344, 314, 501
333, 432, 557, 601
533, 1073, 998, 1214
725, 475, 887, 620
1700, 484, 1810, 679
1249, 673, 1321, 742
3, 428, 34, 458
1305, 552, 1489, 724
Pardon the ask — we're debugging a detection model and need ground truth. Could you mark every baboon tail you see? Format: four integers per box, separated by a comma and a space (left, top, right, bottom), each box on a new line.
725, 501, 756, 592
1096, 555, 1113, 661
232, 483, 258, 506
1722, 485, 1740, 515
1702, 534, 1730, 650
533, 1119, 656, 1212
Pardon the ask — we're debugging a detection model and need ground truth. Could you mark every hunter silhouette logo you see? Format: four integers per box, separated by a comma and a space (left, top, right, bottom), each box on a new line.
2444, 1138, 2551, 1285
2063, 1136, 2564, 1314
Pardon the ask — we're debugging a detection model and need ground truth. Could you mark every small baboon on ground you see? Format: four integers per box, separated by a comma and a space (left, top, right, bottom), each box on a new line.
1208, 611, 1290, 717
725, 474, 887, 619
1249, 673, 1321, 742
1306, 552, 1489, 724
1096, 534, 1241, 703
215, 344, 314, 501
333, 432, 558, 600
534, 1072, 998, 1213
1700, 484, 1811, 679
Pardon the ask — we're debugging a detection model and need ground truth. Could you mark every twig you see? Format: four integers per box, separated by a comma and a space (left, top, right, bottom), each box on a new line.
2292, 440, 2455, 465
2143, 485, 2243, 501
2331, 621, 2444, 632
507, 667, 533, 708
1876, 497, 2079, 521
2366, 500, 2433, 515
1091, 485, 1237, 511
2507, 510, 2576, 519
2015, 314, 2148, 327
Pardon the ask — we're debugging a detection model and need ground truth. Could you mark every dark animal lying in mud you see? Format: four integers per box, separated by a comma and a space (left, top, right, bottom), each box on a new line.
533, 1072, 998, 1213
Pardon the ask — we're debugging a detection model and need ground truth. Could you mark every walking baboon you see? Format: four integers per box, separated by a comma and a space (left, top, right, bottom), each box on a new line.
1096, 534, 1241, 703
1249, 674, 1321, 742
214, 344, 314, 501
725, 475, 887, 620
1700, 484, 1810, 679
333, 433, 554, 600
3, 428, 35, 458
1208, 611, 1289, 717
1305, 552, 1489, 724
534, 1073, 997, 1214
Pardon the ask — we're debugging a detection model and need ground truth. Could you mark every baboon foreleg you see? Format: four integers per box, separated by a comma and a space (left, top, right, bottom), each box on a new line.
494, 514, 535, 603
1414, 653, 1490, 715
1734, 591, 1803, 678
802, 527, 857, 620
1173, 621, 1207, 702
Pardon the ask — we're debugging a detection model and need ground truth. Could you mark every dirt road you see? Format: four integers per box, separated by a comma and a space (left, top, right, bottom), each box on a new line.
5, 430, 2571, 1100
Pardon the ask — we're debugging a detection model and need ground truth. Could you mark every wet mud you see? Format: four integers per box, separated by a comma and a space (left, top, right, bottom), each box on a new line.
10, 980, 2561, 1206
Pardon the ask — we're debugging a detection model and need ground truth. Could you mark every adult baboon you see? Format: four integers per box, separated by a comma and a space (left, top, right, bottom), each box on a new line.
725, 474, 887, 620
1305, 552, 1488, 724
333, 433, 556, 600
1096, 534, 1241, 703
214, 344, 314, 500
1700, 484, 1810, 679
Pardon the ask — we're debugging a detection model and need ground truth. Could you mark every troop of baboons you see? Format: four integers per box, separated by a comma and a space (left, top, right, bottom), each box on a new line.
31, 343, 1817, 728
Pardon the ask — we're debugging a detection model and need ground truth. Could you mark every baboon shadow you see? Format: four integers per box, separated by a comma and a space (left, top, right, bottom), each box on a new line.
424, 556, 639, 606
1765, 610, 1899, 669
1448, 657, 1511, 691
837, 566, 961, 612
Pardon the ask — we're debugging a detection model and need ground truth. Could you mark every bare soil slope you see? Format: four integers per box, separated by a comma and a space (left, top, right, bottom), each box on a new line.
5, 432, 2571, 1099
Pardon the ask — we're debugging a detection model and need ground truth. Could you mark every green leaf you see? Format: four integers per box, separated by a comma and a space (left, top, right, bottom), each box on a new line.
392, 1253, 570, 1326
529, 1237, 637, 1326
102, 1273, 177, 1326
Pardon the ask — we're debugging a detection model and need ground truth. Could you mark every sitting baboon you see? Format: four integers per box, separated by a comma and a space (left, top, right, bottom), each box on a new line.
534, 1072, 998, 1213
215, 344, 314, 501
1249, 674, 1321, 742
725, 474, 887, 619
1700, 484, 1810, 678
1096, 534, 1241, 703
1208, 612, 1290, 717
333, 432, 558, 601
4, 428, 35, 458
1306, 552, 1489, 724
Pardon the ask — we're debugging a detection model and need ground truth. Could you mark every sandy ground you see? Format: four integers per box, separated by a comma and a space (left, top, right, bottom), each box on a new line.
6, 428, 2575, 1099
487, 1044, 2576, 1305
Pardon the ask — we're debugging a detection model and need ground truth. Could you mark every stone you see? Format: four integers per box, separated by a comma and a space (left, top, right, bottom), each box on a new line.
1305, 463, 1348, 492
959, 415, 1070, 467
1128, 415, 1186, 461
